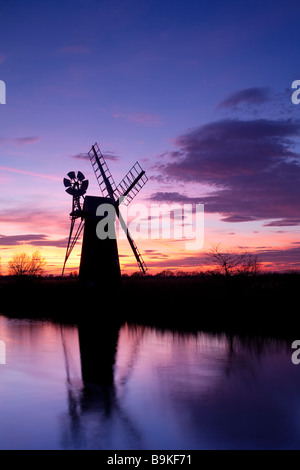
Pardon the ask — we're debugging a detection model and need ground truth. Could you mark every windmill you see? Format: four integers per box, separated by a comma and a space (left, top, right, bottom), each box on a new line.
62, 142, 148, 286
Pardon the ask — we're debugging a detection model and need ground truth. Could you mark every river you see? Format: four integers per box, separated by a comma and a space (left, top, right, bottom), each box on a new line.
0, 315, 298, 449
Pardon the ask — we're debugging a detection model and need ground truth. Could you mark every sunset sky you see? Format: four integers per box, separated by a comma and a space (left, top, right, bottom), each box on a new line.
1, 0, 300, 275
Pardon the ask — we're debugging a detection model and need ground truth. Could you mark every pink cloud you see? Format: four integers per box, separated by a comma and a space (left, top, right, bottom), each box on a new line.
0, 136, 40, 146
0, 54, 5, 64
0, 206, 68, 236
0, 166, 60, 181
14, 136, 40, 146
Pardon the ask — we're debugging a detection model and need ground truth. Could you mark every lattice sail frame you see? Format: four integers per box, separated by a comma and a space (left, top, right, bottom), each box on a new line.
88, 143, 117, 199
88, 142, 148, 274
114, 162, 148, 206
88, 143, 148, 206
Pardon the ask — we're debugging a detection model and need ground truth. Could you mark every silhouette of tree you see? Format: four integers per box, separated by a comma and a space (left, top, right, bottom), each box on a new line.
157, 270, 175, 277
206, 244, 261, 276
68, 271, 78, 278
237, 253, 262, 276
8, 251, 46, 277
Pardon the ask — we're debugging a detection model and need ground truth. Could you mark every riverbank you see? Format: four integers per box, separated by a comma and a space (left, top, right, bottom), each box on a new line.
0, 272, 299, 338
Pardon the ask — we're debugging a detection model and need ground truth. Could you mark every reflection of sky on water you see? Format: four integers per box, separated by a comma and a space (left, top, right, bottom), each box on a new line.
0, 315, 299, 449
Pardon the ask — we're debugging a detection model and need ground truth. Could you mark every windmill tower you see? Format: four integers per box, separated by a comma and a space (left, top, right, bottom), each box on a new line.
62, 142, 148, 288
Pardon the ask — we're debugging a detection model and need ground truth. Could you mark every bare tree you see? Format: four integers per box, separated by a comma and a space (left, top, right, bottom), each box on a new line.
8, 251, 46, 277
237, 253, 262, 276
206, 244, 261, 276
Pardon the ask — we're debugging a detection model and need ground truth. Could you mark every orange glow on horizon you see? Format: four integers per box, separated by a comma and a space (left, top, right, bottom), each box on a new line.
1, 236, 299, 276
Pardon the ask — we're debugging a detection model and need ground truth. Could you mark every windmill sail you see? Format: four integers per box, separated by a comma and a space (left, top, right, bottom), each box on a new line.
88, 142, 148, 274
117, 210, 147, 274
88, 143, 117, 200
115, 162, 148, 206
62, 144, 148, 277
62, 218, 85, 276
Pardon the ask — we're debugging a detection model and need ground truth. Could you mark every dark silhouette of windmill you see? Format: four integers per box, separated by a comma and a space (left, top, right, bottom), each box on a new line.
62, 142, 148, 286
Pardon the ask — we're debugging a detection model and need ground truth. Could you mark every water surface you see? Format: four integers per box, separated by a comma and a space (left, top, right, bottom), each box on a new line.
0, 315, 298, 449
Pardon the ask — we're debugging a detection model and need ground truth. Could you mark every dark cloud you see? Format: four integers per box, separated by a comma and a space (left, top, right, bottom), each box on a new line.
103, 151, 121, 162
144, 246, 300, 271
70, 153, 89, 160
217, 87, 271, 110
146, 254, 206, 269
264, 218, 300, 227
0, 234, 67, 248
0, 234, 46, 246
71, 151, 120, 161
153, 119, 300, 225
147, 252, 169, 260
149, 192, 203, 204
257, 245, 300, 270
